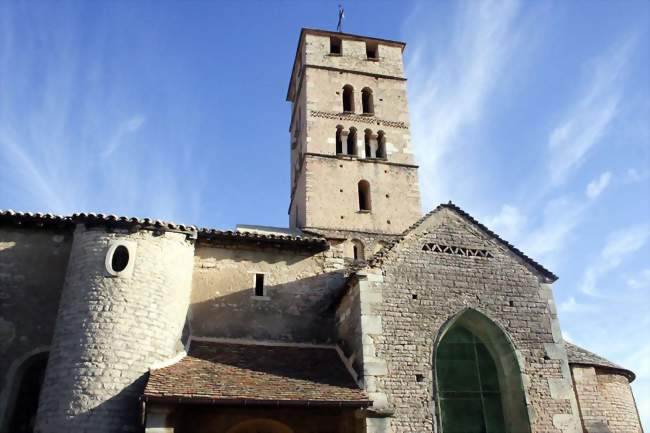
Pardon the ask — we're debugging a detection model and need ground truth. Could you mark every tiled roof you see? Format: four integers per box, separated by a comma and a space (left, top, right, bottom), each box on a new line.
356, 202, 558, 282
565, 342, 635, 381
0, 210, 327, 249
143, 340, 369, 407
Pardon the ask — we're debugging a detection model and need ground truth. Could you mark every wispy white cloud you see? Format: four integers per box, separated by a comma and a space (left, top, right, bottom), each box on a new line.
484, 204, 526, 240
625, 168, 650, 183
101, 115, 146, 158
519, 197, 587, 262
406, 0, 528, 204
558, 296, 597, 314
547, 37, 635, 185
585, 171, 611, 199
581, 225, 650, 295
627, 268, 650, 290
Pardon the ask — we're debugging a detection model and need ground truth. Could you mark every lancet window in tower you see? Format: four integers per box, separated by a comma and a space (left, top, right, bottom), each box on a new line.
342, 85, 355, 113
358, 180, 371, 211
376, 131, 387, 159
347, 127, 357, 155
336, 125, 344, 155
361, 88, 374, 114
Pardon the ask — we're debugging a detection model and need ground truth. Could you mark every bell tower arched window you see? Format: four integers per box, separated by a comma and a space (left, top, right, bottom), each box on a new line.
347, 127, 357, 156
364, 129, 372, 158
336, 125, 344, 155
342, 85, 355, 113
361, 88, 374, 114
376, 131, 386, 159
358, 180, 371, 211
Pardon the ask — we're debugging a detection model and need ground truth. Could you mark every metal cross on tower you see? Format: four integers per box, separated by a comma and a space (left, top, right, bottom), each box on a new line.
337, 5, 345, 32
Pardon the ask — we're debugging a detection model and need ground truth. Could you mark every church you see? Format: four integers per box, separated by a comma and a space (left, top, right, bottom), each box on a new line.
0, 28, 643, 433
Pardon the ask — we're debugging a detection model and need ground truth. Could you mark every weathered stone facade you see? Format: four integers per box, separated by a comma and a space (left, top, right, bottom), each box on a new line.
0, 28, 643, 433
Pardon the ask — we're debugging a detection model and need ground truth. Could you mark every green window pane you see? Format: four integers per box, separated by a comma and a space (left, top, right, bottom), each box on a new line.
476, 342, 500, 392
440, 397, 485, 433
442, 326, 475, 344
483, 394, 506, 433
437, 325, 507, 433
437, 358, 480, 392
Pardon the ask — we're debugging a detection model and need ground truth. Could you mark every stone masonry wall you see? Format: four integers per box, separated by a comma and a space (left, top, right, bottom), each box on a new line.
570, 366, 608, 430
353, 208, 581, 433
190, 242, 345, 344
0, 227, 72, 432
596, 371, 642, 433
303, 33, 405, 78
301, 155, 421, 234
35, 225, 194, 433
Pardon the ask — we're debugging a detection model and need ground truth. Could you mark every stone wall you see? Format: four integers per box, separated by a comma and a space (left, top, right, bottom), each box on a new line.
596, 371, 643, 433
300, 155, 421, 234
0, 227, 72, 432
288, 30, 422, 237
348, 208, 581, 433
303, 33, 405, 78
35, 225, 194, 433
190, 241, 345, 343
571, 365, 642, 433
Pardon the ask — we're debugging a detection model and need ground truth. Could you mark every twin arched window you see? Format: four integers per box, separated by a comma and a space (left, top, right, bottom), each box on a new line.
336, 126, 358, 156
341, 85, 375, 114
363, 130, 387, 159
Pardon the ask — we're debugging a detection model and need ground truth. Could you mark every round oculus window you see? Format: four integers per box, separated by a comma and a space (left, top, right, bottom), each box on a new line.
110, 245, 130, 273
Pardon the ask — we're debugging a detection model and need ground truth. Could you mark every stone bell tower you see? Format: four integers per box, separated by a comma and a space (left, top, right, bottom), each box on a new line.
287, 28, 422, 236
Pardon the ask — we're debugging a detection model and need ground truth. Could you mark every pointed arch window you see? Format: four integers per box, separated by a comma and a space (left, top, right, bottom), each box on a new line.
342, 85, 355, 113
361, 88, 374, 114
358, 180, 371, 211
435, 309, 531, 433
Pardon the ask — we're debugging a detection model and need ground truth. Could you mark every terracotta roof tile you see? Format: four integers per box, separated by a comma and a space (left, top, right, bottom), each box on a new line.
0, 210, 327, 249
143, 340, 369, 406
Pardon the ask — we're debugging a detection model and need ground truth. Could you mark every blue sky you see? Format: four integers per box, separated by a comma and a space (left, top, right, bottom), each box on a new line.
1, 0, 648, 426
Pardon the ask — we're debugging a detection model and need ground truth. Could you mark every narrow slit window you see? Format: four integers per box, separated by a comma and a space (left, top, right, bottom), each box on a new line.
254, 273, 265, 297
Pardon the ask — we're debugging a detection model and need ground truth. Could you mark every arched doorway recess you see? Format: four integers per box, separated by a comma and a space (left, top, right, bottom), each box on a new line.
226, 418, 294, 433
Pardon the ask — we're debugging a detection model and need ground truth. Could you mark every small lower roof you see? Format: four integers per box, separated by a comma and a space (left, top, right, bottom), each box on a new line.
143, 340, 369, 407
565, 342, 635, 381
